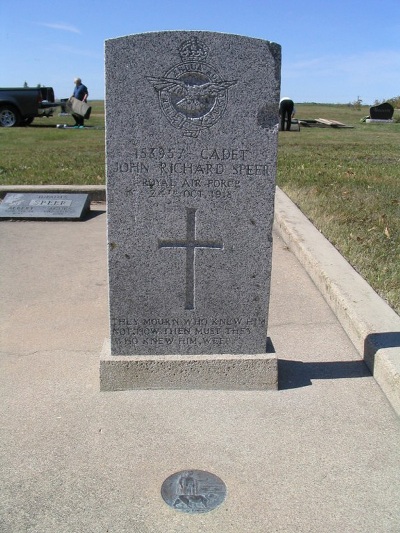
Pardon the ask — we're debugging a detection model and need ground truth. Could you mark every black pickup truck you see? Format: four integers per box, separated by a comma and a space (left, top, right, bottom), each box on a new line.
0, 87, 59, 127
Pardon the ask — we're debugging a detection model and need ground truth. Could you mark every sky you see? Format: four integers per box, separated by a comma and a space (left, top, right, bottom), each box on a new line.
1, 0, 399, 104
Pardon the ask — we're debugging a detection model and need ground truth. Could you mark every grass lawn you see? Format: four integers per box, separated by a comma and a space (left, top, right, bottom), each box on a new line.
0, 101, 105, 185
278, 104, 400, 315
1, 101, 399, 314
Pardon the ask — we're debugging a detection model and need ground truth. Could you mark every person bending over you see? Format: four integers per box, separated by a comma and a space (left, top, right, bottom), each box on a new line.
279, 97, 294, 131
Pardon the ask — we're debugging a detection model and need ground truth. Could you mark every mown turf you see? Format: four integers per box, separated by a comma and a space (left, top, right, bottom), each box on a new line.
1, 101, 399, 314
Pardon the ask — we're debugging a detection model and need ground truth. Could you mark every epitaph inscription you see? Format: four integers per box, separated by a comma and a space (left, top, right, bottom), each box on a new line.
106, 31, 281, 355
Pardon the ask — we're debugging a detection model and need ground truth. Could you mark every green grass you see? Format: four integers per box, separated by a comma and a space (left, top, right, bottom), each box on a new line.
278, 104, 400, 314
0, 101, 105, 185
1, 101, 399, 314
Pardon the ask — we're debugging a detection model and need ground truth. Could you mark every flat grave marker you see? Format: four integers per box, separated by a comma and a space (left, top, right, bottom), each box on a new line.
0, 193, 90, 220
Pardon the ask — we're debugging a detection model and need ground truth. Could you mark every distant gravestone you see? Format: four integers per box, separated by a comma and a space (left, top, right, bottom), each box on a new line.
0, 193, 90, 220
369, 102, 394, 121
101, 31, 281, 390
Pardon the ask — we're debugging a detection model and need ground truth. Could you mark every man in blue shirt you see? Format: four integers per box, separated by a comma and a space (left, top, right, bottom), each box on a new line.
72, 77, 89, 127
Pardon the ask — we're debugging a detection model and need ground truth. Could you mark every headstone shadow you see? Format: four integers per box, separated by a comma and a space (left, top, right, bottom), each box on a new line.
363, 331, 400, 372
278, 358, 371, 390
84, 207, 106, 220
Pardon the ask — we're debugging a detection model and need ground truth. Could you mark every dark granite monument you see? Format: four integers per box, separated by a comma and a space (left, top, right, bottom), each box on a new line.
369, 102, 394, 121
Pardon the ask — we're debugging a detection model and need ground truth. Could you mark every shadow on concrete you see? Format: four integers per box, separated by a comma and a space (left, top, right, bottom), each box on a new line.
278, 359, 371, 390
85, 208, 106, 220
363, 332, 400, 372
266, 337, 275, 354
27, 124, 103, 129
0, 209, 105, 222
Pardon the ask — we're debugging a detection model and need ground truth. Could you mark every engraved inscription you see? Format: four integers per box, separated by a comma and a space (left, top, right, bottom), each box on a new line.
158, 208, 223, 310
111, 315, 265, 348
200, 148, 249, 160
29, 199, 72, 207
112, 145, 273, 202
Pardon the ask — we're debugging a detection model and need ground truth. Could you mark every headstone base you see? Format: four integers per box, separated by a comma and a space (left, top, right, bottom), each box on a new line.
365, 119, 394, 124
100, 339, 278, 391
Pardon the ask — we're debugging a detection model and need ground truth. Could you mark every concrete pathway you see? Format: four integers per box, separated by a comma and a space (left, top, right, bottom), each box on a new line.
1, 202, 399, 533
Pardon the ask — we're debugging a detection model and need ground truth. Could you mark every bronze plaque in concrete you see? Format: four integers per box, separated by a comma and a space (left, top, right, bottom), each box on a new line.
161, 469, 226, 513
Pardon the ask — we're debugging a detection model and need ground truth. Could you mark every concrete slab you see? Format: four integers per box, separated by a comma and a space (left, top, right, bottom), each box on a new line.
275, 186, 400, 415
1, 203, 399, 533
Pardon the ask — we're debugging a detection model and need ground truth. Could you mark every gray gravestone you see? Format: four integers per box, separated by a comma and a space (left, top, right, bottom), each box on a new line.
0, 193, 90, 220
101, 31, 280, 390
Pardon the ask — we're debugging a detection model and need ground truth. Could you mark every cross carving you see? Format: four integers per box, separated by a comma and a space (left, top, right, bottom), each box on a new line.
158, 208, 224, 310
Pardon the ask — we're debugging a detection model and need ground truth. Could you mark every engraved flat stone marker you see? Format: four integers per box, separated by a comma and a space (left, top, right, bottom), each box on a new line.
101, 31, 280, 390
161, 470, 226, 514
0, 193, 90, 220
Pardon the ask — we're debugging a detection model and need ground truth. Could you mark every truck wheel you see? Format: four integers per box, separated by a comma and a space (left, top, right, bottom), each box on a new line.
0, 105, 20, 127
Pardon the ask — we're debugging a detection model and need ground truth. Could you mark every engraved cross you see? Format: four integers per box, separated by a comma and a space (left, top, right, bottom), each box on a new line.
158, 208, 224, 310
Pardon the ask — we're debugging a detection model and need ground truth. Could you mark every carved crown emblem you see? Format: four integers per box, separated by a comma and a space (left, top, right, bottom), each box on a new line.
178, 37, 209, 62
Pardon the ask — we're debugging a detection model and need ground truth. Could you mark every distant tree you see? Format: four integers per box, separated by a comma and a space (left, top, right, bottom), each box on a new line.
23, 81, 28, 88
388, 96, 400, 108
372, 96, 400, 108
351, 96, 363, 110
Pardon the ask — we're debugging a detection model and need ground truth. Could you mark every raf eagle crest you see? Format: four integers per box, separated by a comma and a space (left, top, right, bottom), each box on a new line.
147, 37, 237, 137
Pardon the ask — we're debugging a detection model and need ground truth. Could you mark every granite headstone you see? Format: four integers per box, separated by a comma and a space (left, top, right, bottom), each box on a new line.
369, 102, 394, 120
101, 31, 280, 390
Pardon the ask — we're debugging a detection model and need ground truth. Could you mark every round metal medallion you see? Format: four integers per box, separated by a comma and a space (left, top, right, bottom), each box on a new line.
161, 470, 226, 514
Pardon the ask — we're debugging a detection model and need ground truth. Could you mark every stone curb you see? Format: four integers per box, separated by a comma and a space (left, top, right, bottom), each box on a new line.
1, 184, 399, 414
0, 185, 106, 202
274, 186, 400, 416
